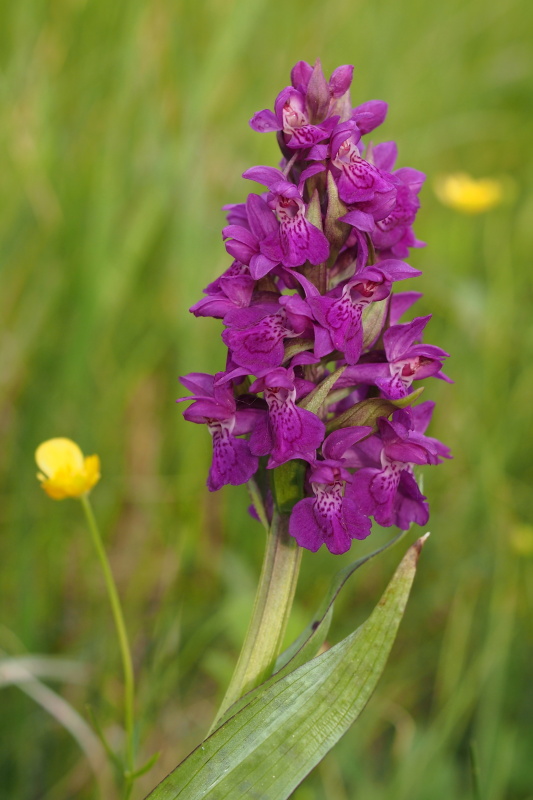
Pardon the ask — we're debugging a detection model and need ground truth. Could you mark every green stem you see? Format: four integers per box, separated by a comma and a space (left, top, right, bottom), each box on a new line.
209, 510, 302, 732
469, 741, 482, 800
80, 495, 136, 799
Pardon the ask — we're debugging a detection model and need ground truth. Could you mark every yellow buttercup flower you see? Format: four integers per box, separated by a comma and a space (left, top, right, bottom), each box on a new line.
36, 438, 100, 499
434, 172, 504, 214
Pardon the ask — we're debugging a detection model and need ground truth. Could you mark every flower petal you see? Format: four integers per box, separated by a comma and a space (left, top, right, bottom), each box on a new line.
36, 438, 85, 478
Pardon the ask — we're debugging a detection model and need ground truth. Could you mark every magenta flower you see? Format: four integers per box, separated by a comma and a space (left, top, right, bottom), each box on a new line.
331, 125, 396, 205
243, 166, 329, 268
178, 373, 259, 491
309, 260, 421, 364
248, 367, 325, 467
367, 142, 426, 258
222, 298, 309, 372
179, 59, 451, 551
190, 261, 255, 320
250, 86, 337, 149
348, 406, 450, 529
222, 194, 280, 280
351, 100, 388, 134
250, 60, 353, 149
289, 428, 372, 554
338, 315, 450, 399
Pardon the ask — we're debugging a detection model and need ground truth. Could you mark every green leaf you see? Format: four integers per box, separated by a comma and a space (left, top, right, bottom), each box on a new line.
298, 365, 347, 414
146, 536, 427, 800
305, 188, 323, 230
326, 387, 425, 434
213, 530, 407, 729
271, 460, 306, 513
283, 338, 314, 363
361, 298, 388, 348
247, 478, 270, 531
126, 751, 161, 780
325, 171, 350, 253
274, 529, 407, 672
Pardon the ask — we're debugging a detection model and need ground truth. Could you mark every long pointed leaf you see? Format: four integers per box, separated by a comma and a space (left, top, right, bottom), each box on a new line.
146, 536, 427, 800
274, 529, 407, 672
214, 529, 407, 731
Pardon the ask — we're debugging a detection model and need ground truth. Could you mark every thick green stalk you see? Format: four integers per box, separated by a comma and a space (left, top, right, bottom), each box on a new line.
80, 495, 136, 799
210, 510, 302, 731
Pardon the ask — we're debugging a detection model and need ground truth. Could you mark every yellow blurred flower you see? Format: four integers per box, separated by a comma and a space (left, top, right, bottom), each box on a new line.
36, 438, 100, 499
509, 524, 533, 557
434, 172, 504, 214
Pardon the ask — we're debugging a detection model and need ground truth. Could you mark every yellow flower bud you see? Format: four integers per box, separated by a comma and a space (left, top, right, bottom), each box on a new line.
36, 438, 101, 499
434, 172, 504, 214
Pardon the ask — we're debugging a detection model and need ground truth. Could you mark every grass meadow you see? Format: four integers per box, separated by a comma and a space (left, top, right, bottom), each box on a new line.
1, 0, 533, 797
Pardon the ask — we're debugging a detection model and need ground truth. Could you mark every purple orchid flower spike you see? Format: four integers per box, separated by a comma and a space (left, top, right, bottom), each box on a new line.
289, 426, 373, 554
248, 367, 325, 468
181, 58, 451, 557
348, 406, 450, 529
243, 166, 330, 268
309, 259, 421, 364
178, 372, 260, 492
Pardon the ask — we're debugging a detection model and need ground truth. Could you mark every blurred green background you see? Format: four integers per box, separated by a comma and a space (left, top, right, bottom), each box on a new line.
1, 0, 533, 797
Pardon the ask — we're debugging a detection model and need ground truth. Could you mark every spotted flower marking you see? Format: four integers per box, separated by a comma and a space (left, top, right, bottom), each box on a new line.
223, 311, 297, 371
290, 467, 371, 554
178, 372, 259, 492
206, 418, 258, 492
249, 368, 325, 467
387, 356, 433, 397
242, 169, 329, 268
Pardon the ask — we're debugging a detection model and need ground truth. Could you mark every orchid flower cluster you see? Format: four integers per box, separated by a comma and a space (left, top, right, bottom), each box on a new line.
179, 60, 451, 555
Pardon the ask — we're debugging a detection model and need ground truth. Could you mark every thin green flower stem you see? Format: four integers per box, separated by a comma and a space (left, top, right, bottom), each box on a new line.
469, 741, 482, 800
209, 510, 302, 733
80, 494, 136, 799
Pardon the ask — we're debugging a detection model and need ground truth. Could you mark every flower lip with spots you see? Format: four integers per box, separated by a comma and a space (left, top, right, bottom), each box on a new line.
348, 406, 451, 529
178, 373, 260, 492
243, 167, 330, 269
248, 367, 325, 467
